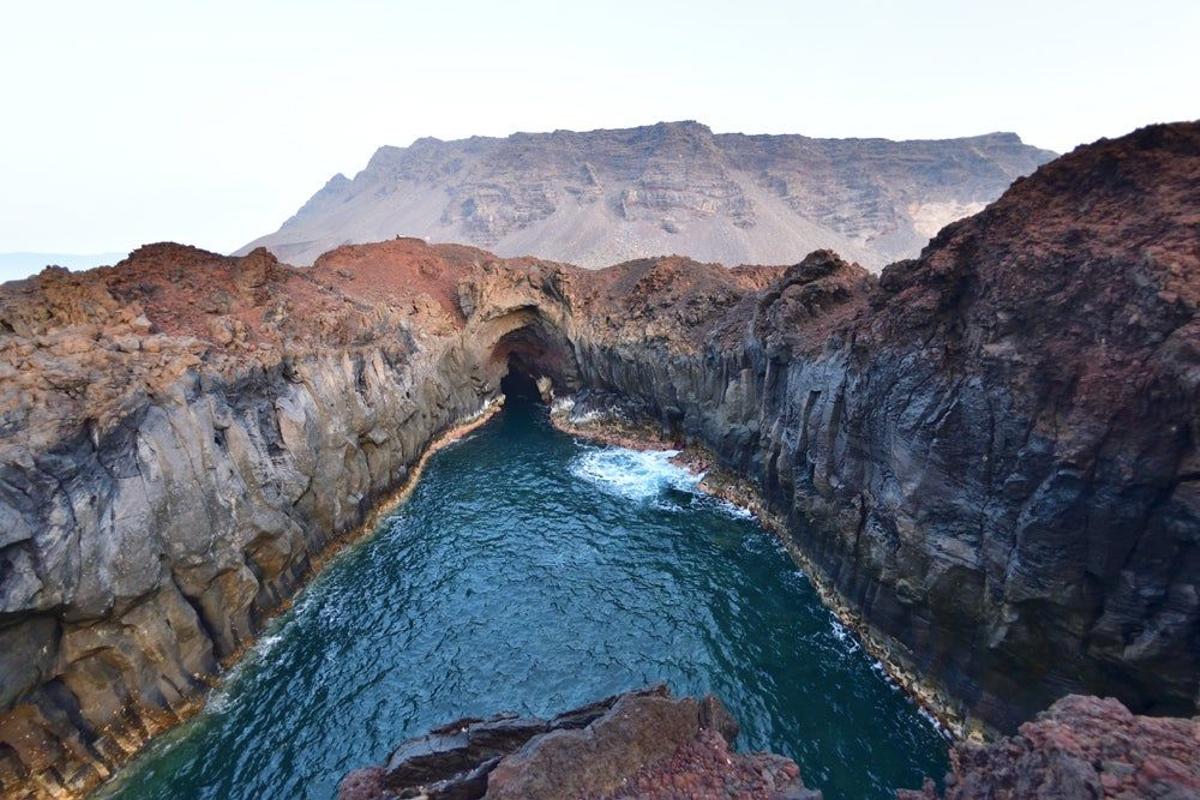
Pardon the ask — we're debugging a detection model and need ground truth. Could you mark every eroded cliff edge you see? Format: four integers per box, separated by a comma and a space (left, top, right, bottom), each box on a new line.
0, 122, 1197, 797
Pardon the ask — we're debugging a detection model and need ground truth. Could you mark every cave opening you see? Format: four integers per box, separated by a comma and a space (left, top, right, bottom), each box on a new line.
499, 363, 543, 402
486, 310, 582, 405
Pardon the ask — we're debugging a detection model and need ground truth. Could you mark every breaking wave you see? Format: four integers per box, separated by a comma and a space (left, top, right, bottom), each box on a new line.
570, 446, 701, 502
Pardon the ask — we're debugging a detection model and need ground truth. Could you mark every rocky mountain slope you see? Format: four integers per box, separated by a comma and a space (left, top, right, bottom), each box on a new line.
0, 122, 1195, 798
238, 121, 1054, 271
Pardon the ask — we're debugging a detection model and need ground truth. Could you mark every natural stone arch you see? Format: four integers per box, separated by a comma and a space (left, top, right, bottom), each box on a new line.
466, 304, 582, 403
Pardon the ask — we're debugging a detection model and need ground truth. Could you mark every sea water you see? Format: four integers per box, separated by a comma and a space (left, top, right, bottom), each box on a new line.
98, 395, 947, 800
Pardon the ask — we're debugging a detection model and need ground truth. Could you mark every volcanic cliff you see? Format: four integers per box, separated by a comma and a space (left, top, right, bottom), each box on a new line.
0, 122, 1196, 798
238, 121, 1055, 271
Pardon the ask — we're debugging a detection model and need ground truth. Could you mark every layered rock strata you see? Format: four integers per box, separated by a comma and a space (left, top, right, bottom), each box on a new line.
336, 686, 817, 800
0, 122, 1197, 798
239, 121, 1055, 271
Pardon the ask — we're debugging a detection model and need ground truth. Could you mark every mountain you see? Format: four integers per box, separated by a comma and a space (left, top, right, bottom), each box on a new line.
238, 121, 1055, 270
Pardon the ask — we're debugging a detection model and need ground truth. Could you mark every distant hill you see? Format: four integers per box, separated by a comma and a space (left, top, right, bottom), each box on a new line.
0, 252, 126, 283
239, 121, 1055, 270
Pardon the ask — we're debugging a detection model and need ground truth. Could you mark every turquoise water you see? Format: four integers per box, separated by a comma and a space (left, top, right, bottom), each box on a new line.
98, 395, 948, 800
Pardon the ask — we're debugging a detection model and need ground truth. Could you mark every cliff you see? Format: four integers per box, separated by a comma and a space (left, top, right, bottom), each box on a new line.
0, 240, 545, 797
238, 121, 1055, 271
551, 122, 1200, 733
0, 122, 1196, 797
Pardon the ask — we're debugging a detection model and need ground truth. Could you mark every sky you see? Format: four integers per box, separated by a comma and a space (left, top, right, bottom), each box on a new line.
1, 0, 1196, 264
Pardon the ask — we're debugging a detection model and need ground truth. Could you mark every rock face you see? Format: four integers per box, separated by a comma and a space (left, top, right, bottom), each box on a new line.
238, 121, 1054, 271
547, 123, 1200, 734
899, 695, 1200, 799
0, 240, 559, 798
336, 686, 817, 800
0, 123, 1196, 798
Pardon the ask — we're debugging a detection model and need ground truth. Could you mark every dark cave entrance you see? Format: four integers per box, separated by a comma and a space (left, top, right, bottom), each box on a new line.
499, 365, 543, 402
486, 309, 581, 405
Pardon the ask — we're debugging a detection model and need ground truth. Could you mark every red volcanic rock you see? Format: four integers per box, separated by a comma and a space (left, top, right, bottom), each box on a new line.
335, 688, 817, 800
334, 766, 388, 800
869, 123, 1200, 417
747, 249, 873, 357
900, 695, 1200, 799
598, 727, 817, 800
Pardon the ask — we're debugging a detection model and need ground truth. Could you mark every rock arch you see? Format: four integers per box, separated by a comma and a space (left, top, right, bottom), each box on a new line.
467, 304, 582, 404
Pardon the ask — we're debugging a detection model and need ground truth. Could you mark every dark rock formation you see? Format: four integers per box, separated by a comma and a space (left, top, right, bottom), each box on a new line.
552, 122, 1200, 734
336, 686, 816, 800
899, 695, 1200, 799
238, 121, 1054, 271
0, 122, 1196, 797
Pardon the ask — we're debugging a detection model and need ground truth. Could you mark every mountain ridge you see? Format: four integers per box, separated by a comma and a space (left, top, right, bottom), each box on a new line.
239, 121, 1055, 270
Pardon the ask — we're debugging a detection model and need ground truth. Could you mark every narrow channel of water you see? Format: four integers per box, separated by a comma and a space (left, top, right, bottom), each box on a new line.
98, 395, 948, 800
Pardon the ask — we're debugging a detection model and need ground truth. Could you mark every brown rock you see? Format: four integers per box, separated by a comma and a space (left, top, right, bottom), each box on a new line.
335, 688, 817, 800
902, 695, 1200, 800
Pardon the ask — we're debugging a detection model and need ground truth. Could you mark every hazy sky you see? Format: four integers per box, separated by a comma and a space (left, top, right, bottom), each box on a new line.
2, 0, 1196, 259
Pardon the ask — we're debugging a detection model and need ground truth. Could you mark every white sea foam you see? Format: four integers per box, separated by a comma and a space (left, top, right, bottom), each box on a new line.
571, 447, 700, 501
204, 632, 284, 714
205, 686, 232, 715
919, 706, 954, 739
465, 396, 500, 421
717, 499, 755, 519
569, 446, 764, 523
828, 618, 861, 652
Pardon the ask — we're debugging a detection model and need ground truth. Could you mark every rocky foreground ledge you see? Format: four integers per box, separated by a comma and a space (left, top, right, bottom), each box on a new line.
338, 688, 1199, 800
337, 687, 817, 800
901, 695, 1200, 800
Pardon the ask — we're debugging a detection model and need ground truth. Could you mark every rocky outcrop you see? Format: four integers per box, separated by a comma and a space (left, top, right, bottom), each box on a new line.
899, 695, 1200, 799
0, 241, 565, 798
238, 121, 1054, 271
337, 690, 1198, 800
336, 686, 817, 800
0, 122, 1196, 798
548, 122, 1200, 734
